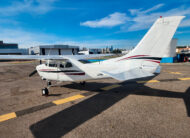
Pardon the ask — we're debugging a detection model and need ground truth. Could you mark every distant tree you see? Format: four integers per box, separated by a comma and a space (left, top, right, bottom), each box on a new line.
112, 49, 122, 54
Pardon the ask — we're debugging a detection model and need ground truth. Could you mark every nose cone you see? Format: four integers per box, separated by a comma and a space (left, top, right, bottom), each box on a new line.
36, 64, 47, 79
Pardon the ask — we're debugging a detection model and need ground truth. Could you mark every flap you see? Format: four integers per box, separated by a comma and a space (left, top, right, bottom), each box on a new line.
102, 68, 154, 81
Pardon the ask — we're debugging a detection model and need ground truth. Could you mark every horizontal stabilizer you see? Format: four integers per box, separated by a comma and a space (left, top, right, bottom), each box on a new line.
102, 68, 154, 81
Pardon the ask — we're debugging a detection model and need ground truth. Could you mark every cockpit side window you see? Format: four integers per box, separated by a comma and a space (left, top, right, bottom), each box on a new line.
49, 64, 57, 67
65, 62, 72, 68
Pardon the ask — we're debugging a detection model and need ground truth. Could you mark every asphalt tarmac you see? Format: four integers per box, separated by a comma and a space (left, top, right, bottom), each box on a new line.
0, 61, 190, 138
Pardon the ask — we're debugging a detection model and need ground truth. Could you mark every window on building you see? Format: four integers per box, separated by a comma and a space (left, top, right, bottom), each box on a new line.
42, 48, 45, 55
58, 49, 61, 55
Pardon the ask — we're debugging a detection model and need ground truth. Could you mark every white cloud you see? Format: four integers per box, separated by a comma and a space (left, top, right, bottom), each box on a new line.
0, 18, 19, 25
129, 3, 164, 15
80, 3, 190, 32
180, 19, 190, 27
80, 12, 129, 28
0, 0, 58, 16
0, 28, 60, 48
141, 3, 165, 14
124, 5, 190, 32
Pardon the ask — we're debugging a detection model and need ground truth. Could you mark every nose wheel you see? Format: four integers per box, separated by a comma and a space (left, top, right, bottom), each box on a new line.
42, 81, 51, 96
42, 88, 49, 96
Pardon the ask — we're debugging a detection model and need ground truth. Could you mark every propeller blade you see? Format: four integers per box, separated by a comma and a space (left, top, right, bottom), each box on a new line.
29, 70, 37, 77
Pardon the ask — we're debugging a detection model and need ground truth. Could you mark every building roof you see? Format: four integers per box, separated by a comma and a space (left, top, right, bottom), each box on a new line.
35, 45, 79, 49
0, 41, 18, 49
177, 46, 190, 48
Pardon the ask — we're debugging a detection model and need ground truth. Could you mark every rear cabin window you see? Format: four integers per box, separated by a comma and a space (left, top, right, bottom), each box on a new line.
65, 62, 72, 68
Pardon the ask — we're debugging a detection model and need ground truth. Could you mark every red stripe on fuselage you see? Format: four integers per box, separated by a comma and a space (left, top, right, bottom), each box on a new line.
64, 72, 85, 75
39, 69, 57, 71
145, 60, 160, 63
118, 55, 149, 61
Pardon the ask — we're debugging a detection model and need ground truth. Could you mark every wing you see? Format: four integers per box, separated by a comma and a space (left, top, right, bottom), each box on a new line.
102, 68, 154, 81
0, 54, 113, 60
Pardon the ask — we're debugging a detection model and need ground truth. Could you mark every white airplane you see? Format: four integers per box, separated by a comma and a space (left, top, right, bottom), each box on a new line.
0, 16, 184, 96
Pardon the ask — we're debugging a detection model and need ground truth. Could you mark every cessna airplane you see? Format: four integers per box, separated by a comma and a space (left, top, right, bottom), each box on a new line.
0, 16, 184, 96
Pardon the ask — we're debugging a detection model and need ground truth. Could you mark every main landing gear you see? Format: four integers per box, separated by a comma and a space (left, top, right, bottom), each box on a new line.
42, 81, 51, 96
80, 81, 86, 86
41, 81, 86, 96
42, 88, 49, 96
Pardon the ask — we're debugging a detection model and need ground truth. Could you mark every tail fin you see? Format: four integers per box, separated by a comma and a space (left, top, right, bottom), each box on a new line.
126, 16, 184, 58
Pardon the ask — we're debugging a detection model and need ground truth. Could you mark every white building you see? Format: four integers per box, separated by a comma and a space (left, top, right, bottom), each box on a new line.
78, 50, 89, 55
29, 45, 79, 55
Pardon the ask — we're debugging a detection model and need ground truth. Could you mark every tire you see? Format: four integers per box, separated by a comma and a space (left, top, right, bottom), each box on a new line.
42, 88, 49, 96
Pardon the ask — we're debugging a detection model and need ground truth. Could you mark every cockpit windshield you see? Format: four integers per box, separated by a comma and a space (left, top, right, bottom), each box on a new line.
45, 60, 57, 67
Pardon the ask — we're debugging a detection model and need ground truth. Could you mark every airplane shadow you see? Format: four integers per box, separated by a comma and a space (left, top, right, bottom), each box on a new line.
30, 79, 190, 138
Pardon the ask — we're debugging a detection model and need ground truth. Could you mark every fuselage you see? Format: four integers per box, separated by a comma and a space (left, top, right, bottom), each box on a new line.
36, 56, 161, 82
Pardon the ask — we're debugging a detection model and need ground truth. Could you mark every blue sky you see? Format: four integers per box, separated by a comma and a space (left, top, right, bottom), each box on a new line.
0, 0, 190, 48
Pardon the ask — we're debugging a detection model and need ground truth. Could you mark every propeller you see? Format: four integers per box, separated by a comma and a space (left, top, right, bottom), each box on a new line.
29, 69, 38, 77
29, 60, 42, 77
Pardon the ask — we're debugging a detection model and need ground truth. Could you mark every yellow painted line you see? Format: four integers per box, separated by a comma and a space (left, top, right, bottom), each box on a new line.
0, 112, 17, 122
52, 94, 85, 105
11, 61, 35, 64
101, 84, 121, 91
169, 72, 182, 74
137, 80, 160, 83
178, 78, 190, 81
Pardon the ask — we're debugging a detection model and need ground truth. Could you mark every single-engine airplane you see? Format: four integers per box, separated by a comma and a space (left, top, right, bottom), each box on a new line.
0, 16, 184, 96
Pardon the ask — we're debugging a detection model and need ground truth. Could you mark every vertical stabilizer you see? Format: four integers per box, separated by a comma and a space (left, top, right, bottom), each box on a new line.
126, 16, 184, 58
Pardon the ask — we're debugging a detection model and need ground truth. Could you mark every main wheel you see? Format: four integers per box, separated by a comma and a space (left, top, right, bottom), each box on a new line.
42, 88, 49, 96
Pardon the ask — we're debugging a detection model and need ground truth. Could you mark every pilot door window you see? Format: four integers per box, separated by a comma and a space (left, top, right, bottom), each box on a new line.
49, 64, 57, 67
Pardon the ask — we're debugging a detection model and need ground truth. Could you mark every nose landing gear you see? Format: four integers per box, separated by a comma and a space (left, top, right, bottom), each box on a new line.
42, 81, 51, 96
42, 88, 49, 96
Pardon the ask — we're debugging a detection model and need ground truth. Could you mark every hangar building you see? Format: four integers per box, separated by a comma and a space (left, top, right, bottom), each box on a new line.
0, 41, 28, 55
29, 45, 79, 55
